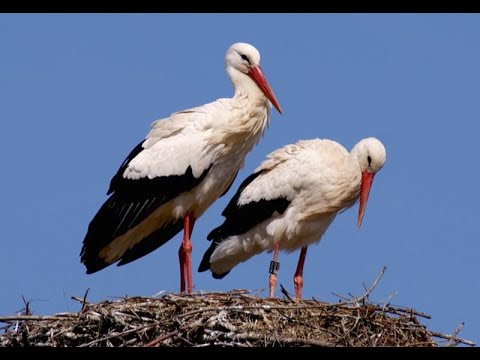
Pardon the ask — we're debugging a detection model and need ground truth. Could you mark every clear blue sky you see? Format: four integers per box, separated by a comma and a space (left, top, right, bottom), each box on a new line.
1, 14, 479, 345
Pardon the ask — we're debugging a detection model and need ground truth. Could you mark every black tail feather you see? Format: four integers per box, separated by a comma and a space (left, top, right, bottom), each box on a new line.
81, 163, 213, 274
117, 219, 183, 266
198, 240, 217, 273
80, 219, 183, 273
198, 237, 231, 279
212, 270, 230, 279
81, 252, 111, 274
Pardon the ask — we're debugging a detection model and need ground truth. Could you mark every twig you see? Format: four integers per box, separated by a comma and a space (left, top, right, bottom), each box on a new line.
81, 288, 90, 312
352, 266, 387, 304
382, 305, 431, 319
331, 267, 387, 306
0, 315, 72, 322
230, 333, 341, 347
381, 291, 399, 312
446, 322, 464, 347
429, 328, 475, 347
71, 297, 88, 304
144, 318, 205, 347
331, 292, 351, 302
21, 296, 32, 316
71, 289, 91, 313
280, 284, 294, 302
444, 322, 470, 347
79, 322, 161, 347
144, 330, 179, 347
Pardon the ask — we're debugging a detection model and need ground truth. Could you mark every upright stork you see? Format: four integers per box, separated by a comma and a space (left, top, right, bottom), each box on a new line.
80, 43, 282, 294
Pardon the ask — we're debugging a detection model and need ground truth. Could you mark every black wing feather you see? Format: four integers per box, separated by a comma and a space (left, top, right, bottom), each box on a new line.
81, 141, 212, 273
107, 140, 145, 195
198, 170, 291, 275
207, 197, 290, 242
221, 170, 265, 218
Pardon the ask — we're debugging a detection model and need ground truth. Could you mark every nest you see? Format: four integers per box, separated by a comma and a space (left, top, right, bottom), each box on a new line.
0, 269, 474, 347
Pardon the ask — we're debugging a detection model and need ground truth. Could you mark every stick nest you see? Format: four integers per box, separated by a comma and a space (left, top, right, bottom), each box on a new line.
0, 288, 474, 347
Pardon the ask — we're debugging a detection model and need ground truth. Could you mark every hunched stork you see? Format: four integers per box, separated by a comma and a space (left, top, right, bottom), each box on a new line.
199, 137, 386, 300
80, 42, 282, 294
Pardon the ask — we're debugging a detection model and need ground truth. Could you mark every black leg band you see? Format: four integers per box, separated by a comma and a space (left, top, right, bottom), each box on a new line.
269, 260, 280, 275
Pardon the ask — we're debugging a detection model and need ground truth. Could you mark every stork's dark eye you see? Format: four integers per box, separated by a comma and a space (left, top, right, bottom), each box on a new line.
367, 155, 372, 166
241, 54, 250, 65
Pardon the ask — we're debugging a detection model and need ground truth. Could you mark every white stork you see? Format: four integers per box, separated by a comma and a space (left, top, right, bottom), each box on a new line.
199, 137, 386, 300
80, 42, 282, 294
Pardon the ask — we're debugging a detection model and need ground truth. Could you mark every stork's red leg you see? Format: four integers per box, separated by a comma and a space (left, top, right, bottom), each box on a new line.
293, 246, 308, 300
268, 243, 280, 298
179, 213, 195, 294
185, 214, 195, 294
178, 238, 186, 293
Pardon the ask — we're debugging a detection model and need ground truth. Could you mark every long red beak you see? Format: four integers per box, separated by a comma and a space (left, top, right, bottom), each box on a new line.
357, 171, 376, 229
248, 66, 282, 114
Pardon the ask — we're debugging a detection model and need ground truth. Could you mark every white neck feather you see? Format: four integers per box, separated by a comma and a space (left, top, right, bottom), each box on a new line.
227, 66, 267, 102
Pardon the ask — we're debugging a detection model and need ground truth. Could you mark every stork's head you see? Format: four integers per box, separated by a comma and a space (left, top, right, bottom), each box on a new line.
225, 43, 282, 114
352, 137, 387, 229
